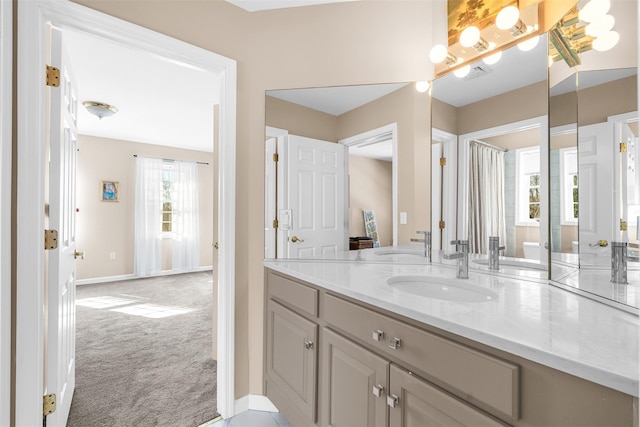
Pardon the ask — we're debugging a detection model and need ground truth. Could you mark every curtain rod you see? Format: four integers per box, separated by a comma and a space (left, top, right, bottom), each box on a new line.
470, 139, 508, 152
133, 154, 209, 165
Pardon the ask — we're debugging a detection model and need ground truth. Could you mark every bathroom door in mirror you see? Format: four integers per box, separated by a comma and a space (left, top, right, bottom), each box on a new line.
265, 83, 430, 260
431, 34, 549, 267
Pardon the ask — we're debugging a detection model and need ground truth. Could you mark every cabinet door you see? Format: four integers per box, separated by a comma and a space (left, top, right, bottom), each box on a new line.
322, 329, 388, 427
388, 365, 505, 427
266, 300, 318, 422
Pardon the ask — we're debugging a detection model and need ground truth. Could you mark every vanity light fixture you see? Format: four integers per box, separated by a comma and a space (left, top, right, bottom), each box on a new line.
517, 34, 540, 52
83, 101, 118, 119
483, 49, 502, 65
459, 26, 489, 52
415, 81, 430, 93
592, 30, 619, 51
496, 5, 527, 37
453, 64, 471, 78
429, 44, 459, 66
585, 14, 615, 38
578, 0, 611, 23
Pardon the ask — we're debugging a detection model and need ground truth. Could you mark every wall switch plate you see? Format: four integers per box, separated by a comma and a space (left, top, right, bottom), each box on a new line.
109, 252, 116, 260
400, 212, 407, 225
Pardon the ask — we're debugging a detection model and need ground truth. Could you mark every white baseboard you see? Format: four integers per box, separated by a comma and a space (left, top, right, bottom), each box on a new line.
76, 266, 213, 286
234, 394, 279, 414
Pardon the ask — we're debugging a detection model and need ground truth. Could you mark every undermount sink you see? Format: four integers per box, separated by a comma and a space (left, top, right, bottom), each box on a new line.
472, 258, 547, 271
375, 249, 424, 256
387, 275, 498, 303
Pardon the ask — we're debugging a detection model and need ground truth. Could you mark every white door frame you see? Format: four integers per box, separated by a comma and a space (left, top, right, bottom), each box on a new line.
0, 0, 12, 424
266, 126, 289, 258
16, 1, 237, 424
431, 128, 457, 255
339, 123, 398, 246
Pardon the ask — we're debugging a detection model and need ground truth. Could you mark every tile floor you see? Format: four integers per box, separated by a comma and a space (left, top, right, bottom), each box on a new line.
205, 410, 291, 427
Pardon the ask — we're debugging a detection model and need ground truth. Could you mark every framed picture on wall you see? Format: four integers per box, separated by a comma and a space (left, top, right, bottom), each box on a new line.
101, 180, 120, 202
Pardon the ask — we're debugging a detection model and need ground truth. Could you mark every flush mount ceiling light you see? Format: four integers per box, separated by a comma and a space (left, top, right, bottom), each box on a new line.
83, 101, 118, 120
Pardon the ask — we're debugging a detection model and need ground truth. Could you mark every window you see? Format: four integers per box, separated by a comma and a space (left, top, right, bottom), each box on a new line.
516, 147, 540, 225
560, 147, 578, 225
162, 165, 175, 233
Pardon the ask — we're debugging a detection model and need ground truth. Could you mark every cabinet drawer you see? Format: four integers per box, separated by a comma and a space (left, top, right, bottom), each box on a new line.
324, 294, 519, 420
268, 270, 318, 317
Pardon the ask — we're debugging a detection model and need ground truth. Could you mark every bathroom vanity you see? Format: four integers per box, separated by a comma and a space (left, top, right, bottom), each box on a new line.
263, 260, 638, 427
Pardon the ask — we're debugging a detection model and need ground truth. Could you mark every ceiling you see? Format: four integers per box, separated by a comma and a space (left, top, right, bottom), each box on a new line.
225, 0, 355, 12
63, 28, 219, 153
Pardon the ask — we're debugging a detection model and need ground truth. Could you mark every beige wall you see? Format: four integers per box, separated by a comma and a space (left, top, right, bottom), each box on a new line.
348, 155, 392, 246
265, 96, 337, 142
561, 225, 578, 253
70, 0, 438, 399
76, 135, 215, 280
578, 76, 638, 126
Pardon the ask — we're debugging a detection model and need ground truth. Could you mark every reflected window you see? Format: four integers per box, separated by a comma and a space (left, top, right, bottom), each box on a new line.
560, 147, 578, 225
516, 147, 541, 225
162, 165, 175, 233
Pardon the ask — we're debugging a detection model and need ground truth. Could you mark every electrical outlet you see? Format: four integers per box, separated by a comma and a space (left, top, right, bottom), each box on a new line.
109, 252, 116, 260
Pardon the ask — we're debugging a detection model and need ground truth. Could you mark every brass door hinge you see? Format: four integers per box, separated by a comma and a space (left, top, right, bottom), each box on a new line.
43, 393, 56, 416
44, 230, 58, 250
439, 220, 445, 229
273, 153, 279, 162
46, 65, 60, 87
620, 142, 627, 153
273, 219, 278, 229
214, 242, 219, 250
620, 220, 628, 231
439, 157, 446, 166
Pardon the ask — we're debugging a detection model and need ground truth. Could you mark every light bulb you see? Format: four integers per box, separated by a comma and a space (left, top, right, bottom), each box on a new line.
585, 15, 615, 37
483, 50, 502, 65
579, 0, 611, 23
453, 65, 471, 78
415, 81, 430, 93
496, 6, 520, 30
592, 30, 619, 51
517, 35, 540, 51
460, 26, 480, 48
429, 44, 448, 64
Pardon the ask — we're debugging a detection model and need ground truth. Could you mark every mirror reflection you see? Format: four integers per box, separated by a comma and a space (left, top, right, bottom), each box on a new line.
548, 0, 639, 309
265, 83, 431, 261
431, 33, 550, 277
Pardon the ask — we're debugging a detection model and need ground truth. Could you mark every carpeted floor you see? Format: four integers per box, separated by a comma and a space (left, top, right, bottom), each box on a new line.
68, 271, 218, 427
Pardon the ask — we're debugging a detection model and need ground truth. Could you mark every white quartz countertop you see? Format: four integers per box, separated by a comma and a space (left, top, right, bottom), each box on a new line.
264, 258, 639, 397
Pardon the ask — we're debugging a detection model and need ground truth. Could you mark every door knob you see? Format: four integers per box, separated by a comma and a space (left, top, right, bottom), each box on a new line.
291, 236, 304, 243
74, 250, 85, 260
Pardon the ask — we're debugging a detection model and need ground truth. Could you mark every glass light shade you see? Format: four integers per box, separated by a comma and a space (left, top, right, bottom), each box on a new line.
517, 35, 540, 51
415, 81, 430, 93
585, 15, 615, 37
579, 0, 611, 23
460, 26, 480, 48
83, 101, 117, 119
483, 50, 502, 65
496, 6, 520, 30
592, 30, 619, 51
429, 44, 448, 64
453, 65, 471, 78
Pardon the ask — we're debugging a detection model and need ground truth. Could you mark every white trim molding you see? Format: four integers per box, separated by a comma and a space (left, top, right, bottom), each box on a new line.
339, 123, 399, 246
16, 1, 237, 423
75, 266, 214, 286
0, 0, 12, 424
234, 394, 279, 414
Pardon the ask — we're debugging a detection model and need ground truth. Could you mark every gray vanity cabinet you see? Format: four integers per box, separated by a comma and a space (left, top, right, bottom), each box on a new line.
321, 328, 388, 427
265, 270, 321, 427
388, 364, 504, 427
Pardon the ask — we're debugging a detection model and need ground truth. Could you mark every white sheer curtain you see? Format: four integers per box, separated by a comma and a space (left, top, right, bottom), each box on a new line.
468, 142, 506, 254
134, 156, 164, 276
171, 161, 200, 271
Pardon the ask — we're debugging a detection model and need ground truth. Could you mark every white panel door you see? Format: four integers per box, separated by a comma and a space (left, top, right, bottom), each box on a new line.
46, 27, 78, 426
279, 135, 347, 258
579, 122, 614, 265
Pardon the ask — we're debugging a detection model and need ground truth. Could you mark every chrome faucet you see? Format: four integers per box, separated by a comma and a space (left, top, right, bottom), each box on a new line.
443, 240, 469, 279
611, 241, 640, 284
488, 236, 506, 270
410, 230, 431, 262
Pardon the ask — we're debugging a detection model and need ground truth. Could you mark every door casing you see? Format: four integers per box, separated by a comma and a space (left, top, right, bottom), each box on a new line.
16, 1, 237, 424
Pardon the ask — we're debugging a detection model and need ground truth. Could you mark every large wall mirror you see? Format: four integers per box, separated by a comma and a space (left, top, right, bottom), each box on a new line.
264, 83, 431, 262
431, 33, 550, 277
548, 0, 638, 310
